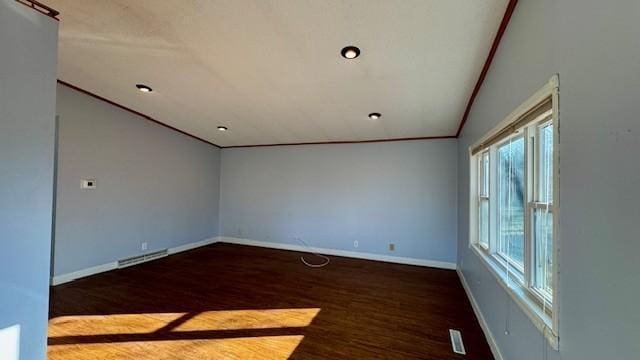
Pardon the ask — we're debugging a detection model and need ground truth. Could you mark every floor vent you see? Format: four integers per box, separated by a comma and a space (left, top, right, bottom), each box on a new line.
118, 249, 168, 268
449, 329, 466, 355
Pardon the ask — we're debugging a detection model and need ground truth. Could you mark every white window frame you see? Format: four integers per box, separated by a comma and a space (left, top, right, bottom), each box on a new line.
468, 75, 560, 350
477, 150, 490, 249
529, 118, 555, 304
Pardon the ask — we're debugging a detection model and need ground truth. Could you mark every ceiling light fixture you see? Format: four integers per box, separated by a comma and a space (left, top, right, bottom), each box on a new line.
136, 84, 153, 92
217, 126, 228, 131
368, 112, 381, 120
341, 46, 360, 59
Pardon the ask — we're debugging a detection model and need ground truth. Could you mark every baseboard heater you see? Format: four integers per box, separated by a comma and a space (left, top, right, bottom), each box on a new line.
117, 249, 168, 268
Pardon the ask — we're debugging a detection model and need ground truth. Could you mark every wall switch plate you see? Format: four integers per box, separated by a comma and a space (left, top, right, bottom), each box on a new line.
389, 243, 395, 251
141, 242, 148, 251
81, 179, 96, 189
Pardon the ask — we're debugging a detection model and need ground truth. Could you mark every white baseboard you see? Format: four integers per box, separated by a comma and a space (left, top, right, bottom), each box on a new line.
218, 236, 456, 270
52, 236, 456, 285
457, 268, 503, 360
51, 261, 118, 286
168, 236, 220, 255
51, 236, 221, 286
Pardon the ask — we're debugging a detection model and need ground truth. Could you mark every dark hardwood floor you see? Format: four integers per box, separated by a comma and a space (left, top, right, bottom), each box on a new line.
48, 243, 493, 359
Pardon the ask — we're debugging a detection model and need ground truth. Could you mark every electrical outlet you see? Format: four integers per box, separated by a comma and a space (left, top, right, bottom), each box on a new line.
389, 243, 395, 251
81, 179, 97, 189
141, 242, 148, 251
353, 240, 359, 248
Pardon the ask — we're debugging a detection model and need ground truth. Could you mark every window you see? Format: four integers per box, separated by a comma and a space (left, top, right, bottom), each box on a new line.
478, 151, 490, 248
496, 135, 525, 272
469, 76, 559, 349
532, 121, 554, 298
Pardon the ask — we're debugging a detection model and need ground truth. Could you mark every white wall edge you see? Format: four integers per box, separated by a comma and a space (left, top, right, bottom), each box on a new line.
51, 236, 221, 286
457, 268, 504, 360
219, 236, 457, 270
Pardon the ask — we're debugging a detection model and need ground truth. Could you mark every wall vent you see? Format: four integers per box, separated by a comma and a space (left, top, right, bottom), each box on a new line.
449, 329, 466, 355
118, 249, 168, 268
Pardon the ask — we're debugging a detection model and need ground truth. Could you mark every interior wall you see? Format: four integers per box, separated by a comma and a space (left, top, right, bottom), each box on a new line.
457, 0, 640, 359
219, 139, 458, 264
0, 1, 59, 359
53, 84, 221, 276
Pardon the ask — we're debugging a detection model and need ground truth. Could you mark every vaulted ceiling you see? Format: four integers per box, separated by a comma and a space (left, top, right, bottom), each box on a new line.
50, 0, 509, 147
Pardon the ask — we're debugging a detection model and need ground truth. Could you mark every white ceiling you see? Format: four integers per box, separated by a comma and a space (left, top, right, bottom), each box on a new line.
50, 0, 508, 147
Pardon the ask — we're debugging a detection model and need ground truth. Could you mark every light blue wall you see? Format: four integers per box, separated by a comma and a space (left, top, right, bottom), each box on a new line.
220, 140, 458, 263
53, 85, 221, 276
0, 1, 58, 359
457, 0, 640, 359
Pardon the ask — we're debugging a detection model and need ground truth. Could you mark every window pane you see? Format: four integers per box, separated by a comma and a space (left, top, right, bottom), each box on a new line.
539, 123, 553, 202
481, 152, 490, 196
479, 199, 489, 247
497, 136, 525, 268
534, 121, 554, 301
478, 151, 490, 247
534, 209, 553, 297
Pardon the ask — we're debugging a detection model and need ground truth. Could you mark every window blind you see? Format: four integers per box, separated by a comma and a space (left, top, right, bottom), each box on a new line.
471, 97, 552, 156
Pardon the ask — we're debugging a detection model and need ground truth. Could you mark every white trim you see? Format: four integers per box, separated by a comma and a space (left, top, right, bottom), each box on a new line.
550, 75, 561, 334
51, 235, 455, 285
219, 236, 457, 270
457, 269, 503, 360
168, 236, 219, 255
51, 261, 117, 286
51, 236, 221, 285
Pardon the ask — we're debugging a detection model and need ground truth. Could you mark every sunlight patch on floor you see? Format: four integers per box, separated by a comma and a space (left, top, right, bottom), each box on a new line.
49, 313, 174, 336
48, 309, 320, 359
174, 308, 321, 331
49, 308, 320, 337
48, 335, 305, 360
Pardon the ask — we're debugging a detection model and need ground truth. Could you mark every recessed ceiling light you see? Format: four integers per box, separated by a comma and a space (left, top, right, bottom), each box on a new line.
136, 84, 153, 92
368, 112, 381, 120
217, 126, 228, 131
341, 46, 360, 59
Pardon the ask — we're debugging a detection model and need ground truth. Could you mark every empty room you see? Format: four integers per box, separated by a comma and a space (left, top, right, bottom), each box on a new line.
1, 0, 639, 359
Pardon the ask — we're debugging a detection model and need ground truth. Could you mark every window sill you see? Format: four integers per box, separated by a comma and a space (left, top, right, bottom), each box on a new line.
470, 244, 559, 350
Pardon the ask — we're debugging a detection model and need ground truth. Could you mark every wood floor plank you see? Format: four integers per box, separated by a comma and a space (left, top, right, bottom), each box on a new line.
49, 243, 493, 359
